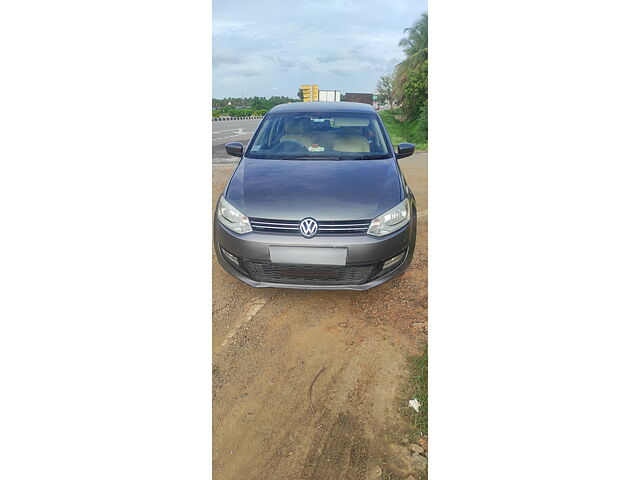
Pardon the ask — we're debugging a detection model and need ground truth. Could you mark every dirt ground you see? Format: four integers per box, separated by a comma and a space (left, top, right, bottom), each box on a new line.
213, 153, 428, 479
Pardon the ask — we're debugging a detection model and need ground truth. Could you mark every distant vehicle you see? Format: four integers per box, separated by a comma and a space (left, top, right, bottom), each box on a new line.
343, 93, 374, 105
215, 101, 417, 290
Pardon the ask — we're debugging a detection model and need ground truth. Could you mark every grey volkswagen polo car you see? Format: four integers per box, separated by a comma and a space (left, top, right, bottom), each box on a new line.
214, 101, 416, 290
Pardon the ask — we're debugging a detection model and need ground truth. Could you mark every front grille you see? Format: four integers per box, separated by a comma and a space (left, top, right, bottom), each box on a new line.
250, 218, 370, 235
243, 260, 377, 285
317, 220, 371, 234
249, 219, 298, 233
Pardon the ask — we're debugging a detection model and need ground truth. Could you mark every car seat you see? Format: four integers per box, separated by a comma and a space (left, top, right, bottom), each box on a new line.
333, 127, 371, 153
280, 117, 314, 147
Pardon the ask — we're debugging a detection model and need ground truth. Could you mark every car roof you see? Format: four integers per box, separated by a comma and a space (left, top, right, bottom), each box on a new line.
269, 101, 375, 113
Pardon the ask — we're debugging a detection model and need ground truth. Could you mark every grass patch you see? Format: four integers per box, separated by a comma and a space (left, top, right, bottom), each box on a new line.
408, 344, 427, 434
379, 110, 427, 151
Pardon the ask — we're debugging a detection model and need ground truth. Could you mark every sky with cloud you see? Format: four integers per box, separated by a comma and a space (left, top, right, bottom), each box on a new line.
213, 0, 427, 98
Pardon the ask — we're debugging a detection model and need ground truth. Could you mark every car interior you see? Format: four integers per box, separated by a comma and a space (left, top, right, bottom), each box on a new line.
280, 116, 372, 152
253, 114, 388, 156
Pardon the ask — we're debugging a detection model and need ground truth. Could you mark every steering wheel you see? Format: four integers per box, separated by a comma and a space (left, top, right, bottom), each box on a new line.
273, 139, 308, 153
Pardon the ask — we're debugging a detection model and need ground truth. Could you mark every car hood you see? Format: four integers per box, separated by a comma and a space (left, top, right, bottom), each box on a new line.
224, 157, 403, 221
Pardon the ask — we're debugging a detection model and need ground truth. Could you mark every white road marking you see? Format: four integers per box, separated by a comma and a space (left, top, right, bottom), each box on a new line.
213, 132, 254, 140
214, 122, 256, 129
417, 210, 428, 218
213, 130, 254, 136
213, 128, 246, 137
213, 128, 244, 134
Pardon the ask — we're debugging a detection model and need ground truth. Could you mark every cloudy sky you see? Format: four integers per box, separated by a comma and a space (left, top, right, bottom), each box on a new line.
212, 0, 427, 99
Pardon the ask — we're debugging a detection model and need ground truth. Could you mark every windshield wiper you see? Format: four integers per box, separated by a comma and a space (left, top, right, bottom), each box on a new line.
351, 154, 393, 160
279, 155, 342, 160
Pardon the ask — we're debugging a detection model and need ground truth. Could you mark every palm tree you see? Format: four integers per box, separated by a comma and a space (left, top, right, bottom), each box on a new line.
393, 13, 428, 115
398, 12, 428, 70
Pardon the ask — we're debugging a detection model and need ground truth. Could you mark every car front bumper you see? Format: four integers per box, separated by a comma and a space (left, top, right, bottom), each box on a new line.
213, 215, 416, 290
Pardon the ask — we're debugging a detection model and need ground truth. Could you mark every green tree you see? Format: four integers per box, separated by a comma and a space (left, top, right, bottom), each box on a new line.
393, 12, 428, 119
376, 74, 395, 107
297, 89, 304, 101
251, 97, 268, 110
401, 62, 427, 113
212, 95, 298, 112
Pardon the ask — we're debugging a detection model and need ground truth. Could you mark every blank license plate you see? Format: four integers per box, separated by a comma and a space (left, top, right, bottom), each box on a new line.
269, 246, 347, 266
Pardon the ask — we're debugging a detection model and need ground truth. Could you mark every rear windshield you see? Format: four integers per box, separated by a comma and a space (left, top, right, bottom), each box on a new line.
245, 111, 392, 160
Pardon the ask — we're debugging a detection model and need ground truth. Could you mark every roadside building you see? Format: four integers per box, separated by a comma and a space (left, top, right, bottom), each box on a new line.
343, 92, 374, 105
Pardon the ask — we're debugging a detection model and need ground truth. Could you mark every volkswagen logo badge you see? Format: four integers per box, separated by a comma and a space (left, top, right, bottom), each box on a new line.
299, 218, 318, 238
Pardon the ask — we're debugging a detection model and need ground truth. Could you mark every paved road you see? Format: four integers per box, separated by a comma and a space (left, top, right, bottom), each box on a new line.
213, 118, 262, 164
212, 153, 428, 480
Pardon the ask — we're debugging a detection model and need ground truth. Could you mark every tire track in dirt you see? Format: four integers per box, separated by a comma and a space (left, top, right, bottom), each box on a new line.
213, 291, 419, 479
299, 411, 370, 480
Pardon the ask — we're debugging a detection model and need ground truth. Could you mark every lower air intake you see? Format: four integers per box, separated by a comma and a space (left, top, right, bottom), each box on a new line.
243, 261, 376, 285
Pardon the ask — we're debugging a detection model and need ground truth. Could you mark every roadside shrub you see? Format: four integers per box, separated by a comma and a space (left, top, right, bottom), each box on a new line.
407, 100, 427, 145
212, 107, 267, 118
379, 109, 427, 150
228, 109, 249, 117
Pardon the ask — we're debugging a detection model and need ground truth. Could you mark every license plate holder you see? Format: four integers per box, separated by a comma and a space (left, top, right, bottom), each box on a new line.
268, 246, 347, 266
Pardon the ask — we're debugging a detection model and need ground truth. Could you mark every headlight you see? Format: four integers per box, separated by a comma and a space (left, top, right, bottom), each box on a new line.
217, 197, 252, 234
367, 198, 410, 237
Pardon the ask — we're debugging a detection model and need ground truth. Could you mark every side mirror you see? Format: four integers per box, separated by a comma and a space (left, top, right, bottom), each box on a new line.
396, 143, 415, 159
225, 142, 244, 157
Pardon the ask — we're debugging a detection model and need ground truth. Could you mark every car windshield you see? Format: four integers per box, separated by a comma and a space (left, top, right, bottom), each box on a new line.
245, 111, 393, 160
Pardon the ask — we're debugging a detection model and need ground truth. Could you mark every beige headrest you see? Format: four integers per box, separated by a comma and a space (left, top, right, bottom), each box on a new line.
333, 136, 371, 153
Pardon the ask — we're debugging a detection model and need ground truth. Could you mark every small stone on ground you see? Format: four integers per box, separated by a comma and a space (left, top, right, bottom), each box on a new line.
409, 443, 424, 454
368, 465, 382, 479
410, 452, 427, 471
